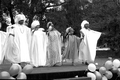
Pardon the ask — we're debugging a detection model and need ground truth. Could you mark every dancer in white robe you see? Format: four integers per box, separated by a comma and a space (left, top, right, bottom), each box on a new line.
4, 14, 31, 64
30, 20, 48, 67
79, 20, 101, 64
46, 22, 62, 66
0, 22, 7, 64
1, 16, 13, 64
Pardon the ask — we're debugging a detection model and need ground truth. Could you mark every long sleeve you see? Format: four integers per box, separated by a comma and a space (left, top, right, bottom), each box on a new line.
26, 27, 32, 51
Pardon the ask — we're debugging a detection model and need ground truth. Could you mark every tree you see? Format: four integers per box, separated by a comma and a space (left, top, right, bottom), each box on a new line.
88, 0, 120, 56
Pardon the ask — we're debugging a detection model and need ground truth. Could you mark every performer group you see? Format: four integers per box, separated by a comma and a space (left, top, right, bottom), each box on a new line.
0, 13, 102, 67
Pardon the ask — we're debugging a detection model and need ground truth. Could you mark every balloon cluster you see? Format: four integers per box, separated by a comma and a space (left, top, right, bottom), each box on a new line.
87, 58, 120, 80
0, 63, 33, 79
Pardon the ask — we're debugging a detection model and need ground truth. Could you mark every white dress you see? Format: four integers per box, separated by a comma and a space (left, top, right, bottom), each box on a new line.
46, 30, 62, 66
30, 28, 48, 67
79, 28, 101, 63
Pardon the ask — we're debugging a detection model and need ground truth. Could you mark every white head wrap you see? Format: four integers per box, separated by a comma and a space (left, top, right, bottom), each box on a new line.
81, 20, 89, 29
66, 27, 71, 33
69, 27, 74, 33
14, 14, 26, 24
47, 22, 53, 28
31, 20, 40, 29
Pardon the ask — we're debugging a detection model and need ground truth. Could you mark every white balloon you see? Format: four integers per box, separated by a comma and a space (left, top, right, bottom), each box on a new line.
99, 67, 107, 75
14, 64, 22, 74
87, 72, 96, 80
0, 71, 10, 79
105, 71, 113, 79
22, 64, 33, 74
102, 76, 108, 80
94, 71, 102, 80
17, 72, 27, 79
105, 60, 113, 70
9, 64, 22, 76
113, 59, 120, 68
9, 76, 16, 80
88, 63, 96, 72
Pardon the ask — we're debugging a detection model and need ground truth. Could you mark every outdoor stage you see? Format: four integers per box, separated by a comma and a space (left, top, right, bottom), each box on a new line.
0, 58, 110, 80
0, 50, 120, 80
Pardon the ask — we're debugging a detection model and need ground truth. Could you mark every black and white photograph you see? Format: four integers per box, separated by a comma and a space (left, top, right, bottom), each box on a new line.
0, 0, 120, 80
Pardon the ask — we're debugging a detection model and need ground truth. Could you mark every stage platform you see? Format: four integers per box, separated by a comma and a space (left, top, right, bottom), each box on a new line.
27, 58, 111, 80
0, 58, 113, 80
27, 57, 120, 80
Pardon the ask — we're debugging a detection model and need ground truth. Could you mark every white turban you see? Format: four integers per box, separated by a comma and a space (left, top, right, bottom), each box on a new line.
14, 14, 26, 24
31, 20, 40, 29
47, 22, 53, 28
66, 27, 71, 33
81, 20, 89, 29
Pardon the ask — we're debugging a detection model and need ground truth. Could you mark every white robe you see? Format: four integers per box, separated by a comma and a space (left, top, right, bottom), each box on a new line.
0, 31, 7, 64
30, 28, 48, 67
79, 28, 101, 63
4, 24, 31, 63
